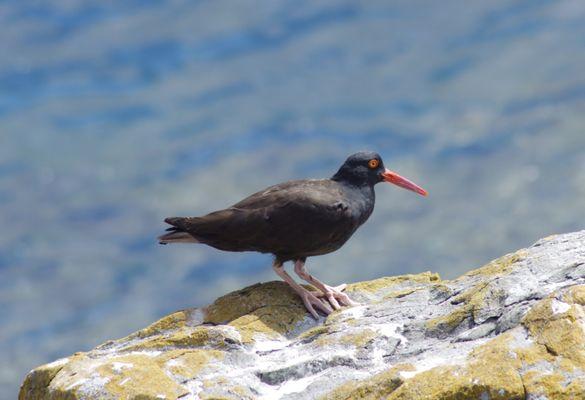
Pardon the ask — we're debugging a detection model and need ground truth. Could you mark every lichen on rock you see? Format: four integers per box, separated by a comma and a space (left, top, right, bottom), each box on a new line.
20, 230, 585, 399
346, 271, 440, 295
204, 281, 310, 343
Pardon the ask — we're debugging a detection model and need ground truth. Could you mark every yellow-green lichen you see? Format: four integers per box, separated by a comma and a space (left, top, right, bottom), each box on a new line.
565, 285, 585, 306
450, 282, 488, 306
346, 272, 440, 294
321, 364, 414, 400
105, 309, 195, 351
119, 325, 243, 352
388, 333, 524, 400
522, 370, 585, 399
120, 326, 210, 351
99, 353, 184, 399
30, 349, 223, 400
426, 278, 505, 333
513, 342, 553, 366
204, 281, 306, 324
297, 325, 330, 341
382, 288, 419, 300
299, 323, 361, 348
338, 329, 378, 347
430, 283, 452, 295
19, 359, 69, 400
455, 282, 505, 322
384, 326, 581, 400
165, 349, 224, 379
199, 377, 255, 400
202, 281, 310, 343
463, 250, 527, 278
514, 291, 585, 398
425, 304, 472, 334
229, 304, 307, 343
135, 310, 190, 338
522, 295, 585, 365
97, 350, 223, 399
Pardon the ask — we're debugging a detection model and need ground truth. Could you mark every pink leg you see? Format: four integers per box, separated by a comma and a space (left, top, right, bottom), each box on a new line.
272, 259, 332, 319
293, 259, 360, 310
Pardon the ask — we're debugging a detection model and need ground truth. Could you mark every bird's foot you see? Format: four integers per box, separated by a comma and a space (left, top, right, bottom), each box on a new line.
297, 287, 333, 319
315, 283, 361, 310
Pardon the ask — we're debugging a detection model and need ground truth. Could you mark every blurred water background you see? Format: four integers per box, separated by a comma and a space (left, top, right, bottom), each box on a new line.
1, 0, 585, 397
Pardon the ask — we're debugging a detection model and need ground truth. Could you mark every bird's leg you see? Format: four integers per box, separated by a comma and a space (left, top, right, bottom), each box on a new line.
293, 259, 360, 309
272, 259, 333, 319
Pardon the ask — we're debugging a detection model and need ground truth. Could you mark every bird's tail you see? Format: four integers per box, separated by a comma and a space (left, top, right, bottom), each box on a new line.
158, 217, 200, 244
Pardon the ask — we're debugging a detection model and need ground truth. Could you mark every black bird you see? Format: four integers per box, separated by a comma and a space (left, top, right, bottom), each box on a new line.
159, 151, 427, 318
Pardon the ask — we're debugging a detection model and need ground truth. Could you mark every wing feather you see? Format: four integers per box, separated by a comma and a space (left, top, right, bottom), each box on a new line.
163, 179, 357, 257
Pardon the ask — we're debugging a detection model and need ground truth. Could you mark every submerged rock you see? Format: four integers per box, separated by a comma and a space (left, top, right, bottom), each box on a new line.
20, 231, 585, 399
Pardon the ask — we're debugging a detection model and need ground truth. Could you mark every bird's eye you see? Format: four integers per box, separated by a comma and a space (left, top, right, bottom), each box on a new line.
368, 159, 379, 169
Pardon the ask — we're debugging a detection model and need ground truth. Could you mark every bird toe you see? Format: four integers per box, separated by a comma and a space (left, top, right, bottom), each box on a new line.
300, 290, 332, 319
316, 284, 359, 308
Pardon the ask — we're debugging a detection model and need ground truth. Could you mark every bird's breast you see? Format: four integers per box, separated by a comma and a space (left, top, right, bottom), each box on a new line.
340, 185, 375, 226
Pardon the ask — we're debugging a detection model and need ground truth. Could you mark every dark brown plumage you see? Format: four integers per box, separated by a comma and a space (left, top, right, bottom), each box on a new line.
159, 151, 427, 318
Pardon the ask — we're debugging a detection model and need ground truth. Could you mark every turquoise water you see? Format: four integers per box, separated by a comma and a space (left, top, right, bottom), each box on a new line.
2, 1, 585, 397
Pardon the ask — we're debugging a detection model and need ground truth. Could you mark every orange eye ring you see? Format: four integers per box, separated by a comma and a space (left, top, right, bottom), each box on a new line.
368, 159, 379, 169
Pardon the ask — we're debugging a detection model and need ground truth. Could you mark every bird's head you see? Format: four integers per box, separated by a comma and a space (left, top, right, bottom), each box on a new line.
332, 151, 427, 196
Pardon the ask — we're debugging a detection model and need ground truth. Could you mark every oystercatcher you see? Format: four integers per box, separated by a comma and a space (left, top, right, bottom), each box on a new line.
159, 151, 427, 318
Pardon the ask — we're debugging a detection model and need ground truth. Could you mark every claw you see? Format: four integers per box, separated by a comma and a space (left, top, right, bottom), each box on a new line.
300, 289, 333, 319
333, 283, 347, 292
326, 292, 341, 310
315, 283, 361, 307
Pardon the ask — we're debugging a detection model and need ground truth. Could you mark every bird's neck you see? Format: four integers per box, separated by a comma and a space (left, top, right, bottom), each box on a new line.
333, 179, 376, 225
331, 170, 371, 188
331, 177, 375, 202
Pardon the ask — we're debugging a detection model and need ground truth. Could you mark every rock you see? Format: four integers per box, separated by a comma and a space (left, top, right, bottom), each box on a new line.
19, 231, 585, 399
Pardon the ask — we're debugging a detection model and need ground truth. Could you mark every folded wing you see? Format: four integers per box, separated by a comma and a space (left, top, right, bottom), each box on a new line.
161, 180, 357, 258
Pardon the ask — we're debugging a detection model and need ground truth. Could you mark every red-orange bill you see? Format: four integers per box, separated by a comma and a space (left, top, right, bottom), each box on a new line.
381, 169, 428, 196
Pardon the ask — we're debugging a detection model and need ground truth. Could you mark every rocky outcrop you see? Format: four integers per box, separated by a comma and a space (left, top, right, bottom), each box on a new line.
20, 231, 585, 399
